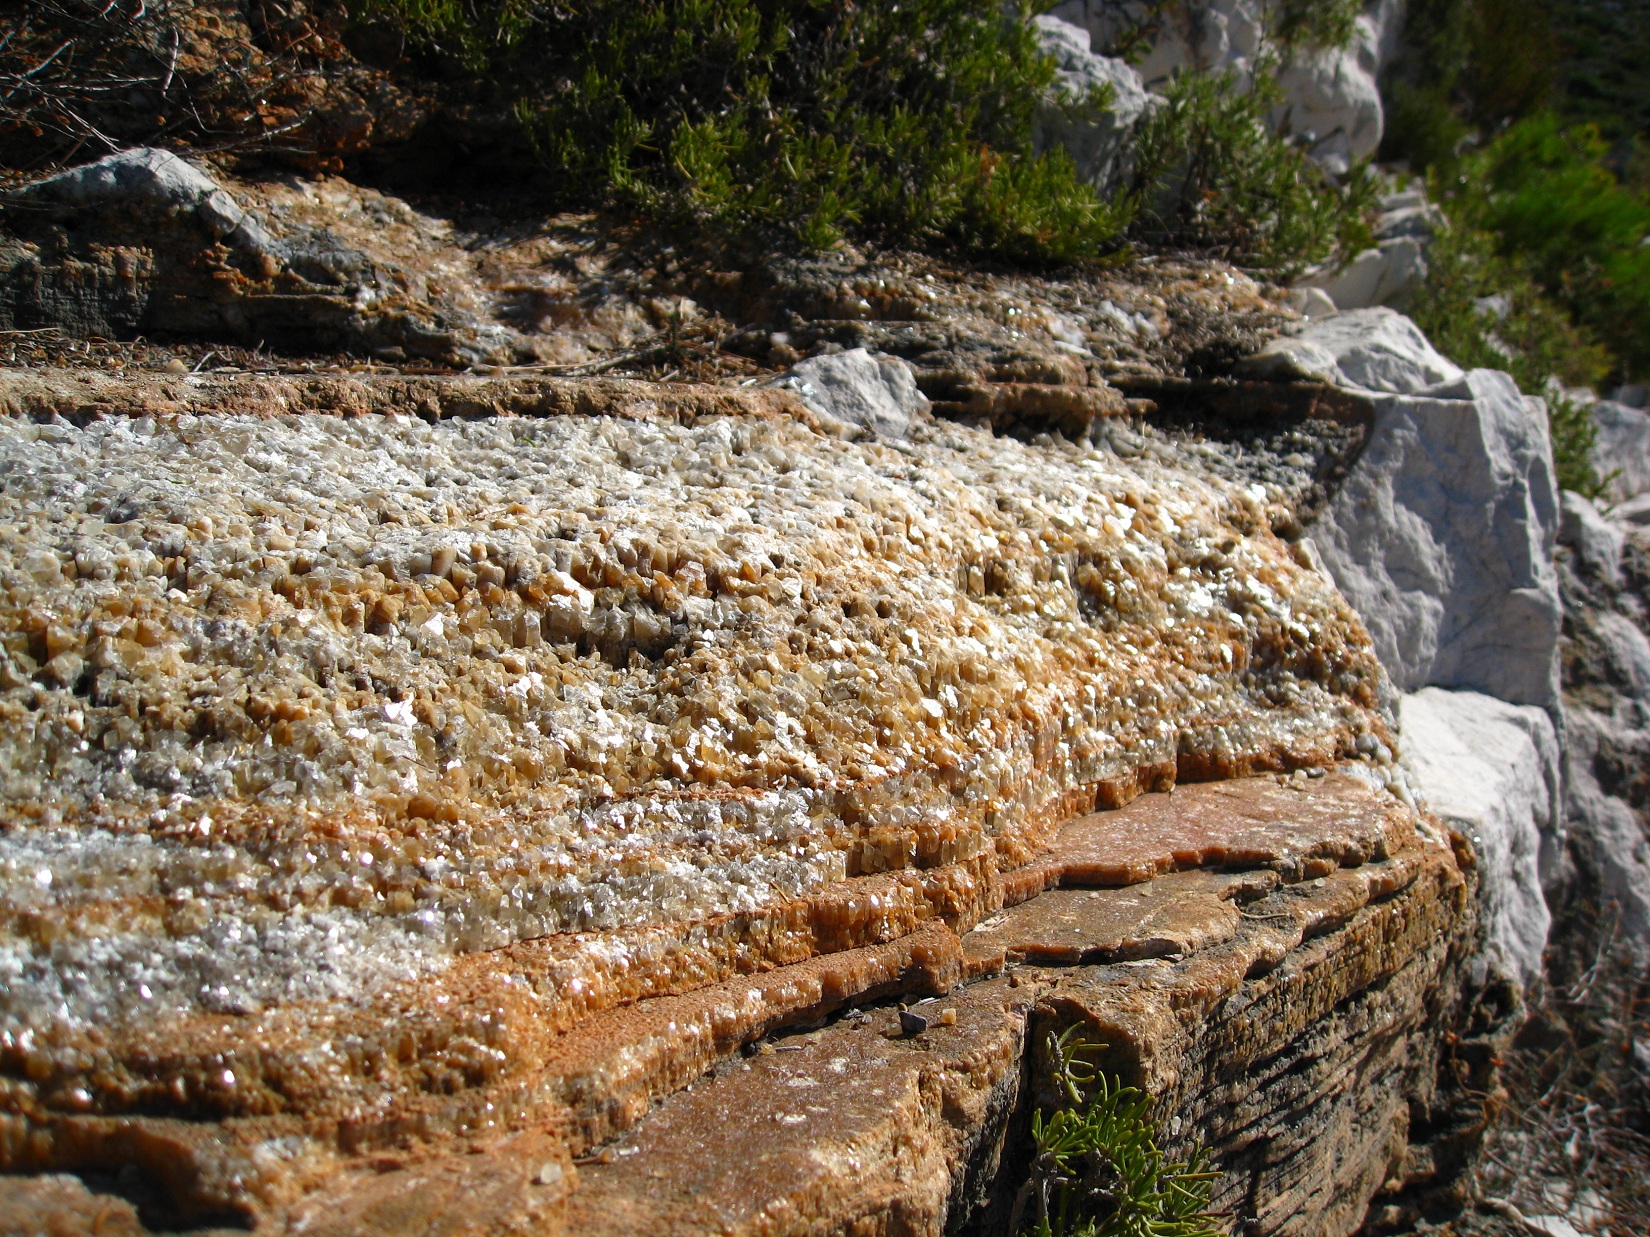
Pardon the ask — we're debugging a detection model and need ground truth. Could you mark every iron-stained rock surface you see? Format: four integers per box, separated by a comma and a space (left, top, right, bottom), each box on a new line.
0, 373, 1482, 1235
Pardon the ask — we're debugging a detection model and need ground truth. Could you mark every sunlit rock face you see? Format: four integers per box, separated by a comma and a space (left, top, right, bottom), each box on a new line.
0, 387, 1389, 1216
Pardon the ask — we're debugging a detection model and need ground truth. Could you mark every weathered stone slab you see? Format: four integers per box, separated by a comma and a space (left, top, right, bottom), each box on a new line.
0, 765, 1480, 1237
565, 974, 1039, 1237
552, 832, 1465, 1237
1003, 770, 1413, 900
963, 869, 1262, 972
1031, 838, 1474, 1237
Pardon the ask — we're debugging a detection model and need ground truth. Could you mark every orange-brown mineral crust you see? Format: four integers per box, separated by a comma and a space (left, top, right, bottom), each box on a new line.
0, 375, 1411, 1230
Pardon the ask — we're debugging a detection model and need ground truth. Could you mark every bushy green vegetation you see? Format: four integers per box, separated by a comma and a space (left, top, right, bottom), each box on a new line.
1128, 64, 1374, 276
1459, 115, 1650, 381
1014, 1028, 1225, 1237
1267, 0, 1363, 54
1414, 119, 1650, 495
1381, 0, 1650, 493
350, 0, 1371, 271
1408, 116, 1650, 494
353, 0, 1129, 260
1378, 0, 1555, 173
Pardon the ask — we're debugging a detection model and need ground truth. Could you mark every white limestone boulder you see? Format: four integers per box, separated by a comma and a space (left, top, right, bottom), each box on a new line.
1309, 365, 1562, 708
1560, 490, 1626, 589
1032, 15, 1154, 190
1400, 687, 1559, 990
1244, 306, 1463, 392
1590, 400, 1650, 501
1273, 19, 1384, 174
769, 348, 929, 439
1300, 236, 1428, 310
1046, 0, 1395, 171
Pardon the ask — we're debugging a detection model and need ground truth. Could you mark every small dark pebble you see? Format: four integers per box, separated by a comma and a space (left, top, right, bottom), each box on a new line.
899, 1009, 929, 1037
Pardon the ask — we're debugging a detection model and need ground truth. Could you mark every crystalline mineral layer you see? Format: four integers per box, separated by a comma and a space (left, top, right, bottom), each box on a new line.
0, 387, 1388, 1195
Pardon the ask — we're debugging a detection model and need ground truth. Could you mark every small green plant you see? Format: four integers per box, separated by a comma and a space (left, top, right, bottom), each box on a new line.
1547, 392, 1608, 500
1012, 1027, 1227, 1237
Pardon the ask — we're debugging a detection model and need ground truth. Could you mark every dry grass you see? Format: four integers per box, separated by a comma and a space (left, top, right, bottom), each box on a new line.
1419, 911, 1650, 1237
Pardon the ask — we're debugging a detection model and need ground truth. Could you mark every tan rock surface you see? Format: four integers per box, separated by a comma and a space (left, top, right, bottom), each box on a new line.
0, 373, 1462, 1233
553, 790, 1471, 1237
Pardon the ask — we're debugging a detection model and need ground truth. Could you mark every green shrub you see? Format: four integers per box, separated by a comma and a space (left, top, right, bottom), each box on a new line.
1458, 115, 1650, 380
1378, 0, 1556, 171
351, 0, 1376, 271
1126, 65, 1375, 276
1545, 0, 1650, 146
1408, 216, 1610, 495
1014, 1028, 1226, 1237
352, 0, 1132, 261
1267, 0, 1362, 53
1409, 218, 1611, 393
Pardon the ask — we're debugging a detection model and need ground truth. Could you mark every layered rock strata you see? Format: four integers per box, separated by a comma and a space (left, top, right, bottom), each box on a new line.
0, 372, 1480, 1233
5, 773, 1480, 1237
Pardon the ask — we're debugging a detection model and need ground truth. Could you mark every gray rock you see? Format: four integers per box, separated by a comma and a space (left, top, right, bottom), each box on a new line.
1032, 15, 1153, 190
1047, 0, 1392, 172
12, 147, 282, 256
1374, 204, 1445, 242
0, 148, 488, 363
1245, 307, 1464, 393
1563, 706, 1650, 968
1300, 236, 1428, 311
1310, 367, 1562, 708
1560, 490, 1625, 589
1273, 30, 1384, 175
770, 348, 929, 438
1594, 610, 1650, 699
1590, 400, 1650, 500
1400, 687, 1559, 990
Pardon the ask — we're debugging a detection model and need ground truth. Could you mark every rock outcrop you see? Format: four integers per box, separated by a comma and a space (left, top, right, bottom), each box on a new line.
1399, 687, 1560, 988
1555, 488, 1650, 966
0, 365, 1494, 1235
1032, 15, 1155, 191
0, 149, 512, 366
1270, 312, 1562, 709
1047, 0, 1397, 173
1250, 306, 1572, 1005
561, 775, 1480, 1237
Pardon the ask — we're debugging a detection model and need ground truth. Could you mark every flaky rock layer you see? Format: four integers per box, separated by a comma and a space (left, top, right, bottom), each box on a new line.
0, 376, 1394, 1222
